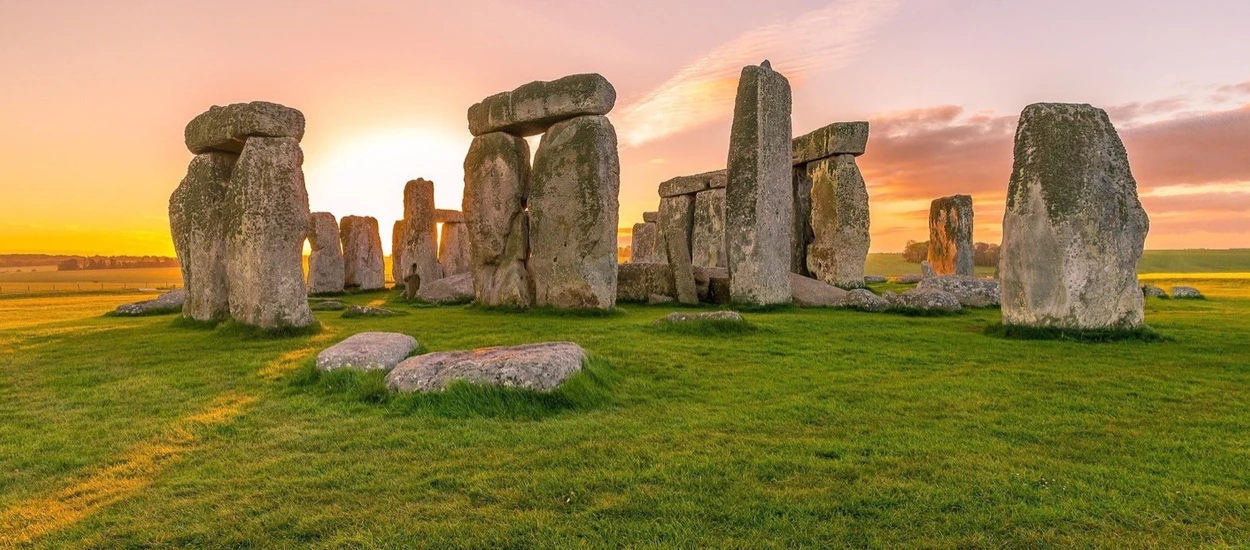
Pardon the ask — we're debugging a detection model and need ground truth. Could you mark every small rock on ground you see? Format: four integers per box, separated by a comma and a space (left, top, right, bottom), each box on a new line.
387, 342, 586, 392
114, 289, 186, 316
316, 332, 419, 372
837, 288, 889, 312
887, 288, 962, 313
343, 305, 403, 317
1141, 285, 1166, 298
1171, 286, 1203, 299
653, 311, 745, 325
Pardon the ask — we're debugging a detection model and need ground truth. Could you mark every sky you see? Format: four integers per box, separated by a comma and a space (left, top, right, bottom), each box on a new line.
1, 0, 1248, 256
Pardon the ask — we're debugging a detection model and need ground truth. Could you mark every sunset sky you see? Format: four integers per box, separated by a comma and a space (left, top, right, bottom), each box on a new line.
1, 0, 1248, 256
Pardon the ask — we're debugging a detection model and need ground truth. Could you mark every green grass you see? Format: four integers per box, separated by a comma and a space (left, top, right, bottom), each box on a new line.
1, 283, 1249, 547
984, 322, 1168, 343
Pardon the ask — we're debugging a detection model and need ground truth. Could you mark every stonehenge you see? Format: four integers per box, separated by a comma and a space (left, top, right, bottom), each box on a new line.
463, 73, 621, 309
307, 212, 345, 295
438, 218, 471, 277
340, 215, 385, 291
726, 61, 794, 306
795, 122, 871, 289
391, 220, 406, 284
928, 195, 974, 276
401, 178, 443, 289
169, 152, 234, 322
1000, 103, 1149, 330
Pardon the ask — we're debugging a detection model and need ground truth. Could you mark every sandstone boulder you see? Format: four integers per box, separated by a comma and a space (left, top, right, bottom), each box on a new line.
928, 195, 975, 277
184, 101, 305, 154
529, 115, 620, 309
630, 222, 665, 264
837, 288, 888, 312
392, 220, 407, 284
463, 132, 533, 308
307, 212, 345, 295
805, 154, 870, 289
310, 300, 346, 311
416, 272, 475, 304
864, 275, 887, 284
659, 194, 698, 304
1141, 284, 1166, 298
113, 289, 187, 316
387, 342, 586, 392
792, 121, 869, 164
339, 216, 385, 291
658, 169, 726, 197
790, 273, 850, 307
402, 179, 443, 286
726, 61, 793, 305
888, 288, 962, 313
694, 266, 729, 304
917, 276, 1000, 307
617, 262, 676, 302
921, 260, 936, 279
642, 211, 659, 223
434, 209, 465, 224
1172, 286, 1203, 299
468, 74, 616, 137
654, 311, 745, 325
691, 188, 727, 268
438, 222, 471, 277
169, 151, 235, 322
896, 274, 924, 284
1000, 103, 1149, 330
316, 332, 418, 372
343, 305, 404, 318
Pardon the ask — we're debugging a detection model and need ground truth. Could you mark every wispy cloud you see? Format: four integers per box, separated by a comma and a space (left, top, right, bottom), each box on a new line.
614, 0, 900, 147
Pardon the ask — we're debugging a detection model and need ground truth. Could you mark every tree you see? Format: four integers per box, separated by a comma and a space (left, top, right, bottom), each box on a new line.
974, 242, 1000, 267
902, 240, 928, 263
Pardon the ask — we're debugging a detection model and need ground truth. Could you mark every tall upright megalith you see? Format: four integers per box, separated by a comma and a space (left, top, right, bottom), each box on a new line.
307, 212, 345, 294
928, 195, 974, 277
391, 220, 406, 284
659, 194, 698, 304
224, 136, 315, 328
1000, 103, 1149, 329
402, 179, 443, 287
340, 215, 385, 291
691, 187, 727, 269
169, 152, 235, 321
463, 132, 533, 307
725, 61, 793, 305
805, 154, 871, 288
530, 115, 620, 309
438, 216, 472, 277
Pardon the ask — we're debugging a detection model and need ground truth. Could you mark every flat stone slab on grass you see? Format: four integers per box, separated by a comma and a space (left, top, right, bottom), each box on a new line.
343, 305, 404, 318
653, 311, 745, 325
387, 342, 586, 392
1141, 285, 1166, 298
888, 288, 962, 313
416, 272, 474, 304
917, 276, 1000, 307
114, 289, 186, 316
837, 288, 889, 312
317, 332, 419, 372
1172, 286, 1203, 299
864, 275, 887, 284
790, 273, 848, 307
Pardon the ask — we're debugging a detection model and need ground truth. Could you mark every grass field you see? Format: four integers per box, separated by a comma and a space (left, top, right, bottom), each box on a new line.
1, 277, 1247, 548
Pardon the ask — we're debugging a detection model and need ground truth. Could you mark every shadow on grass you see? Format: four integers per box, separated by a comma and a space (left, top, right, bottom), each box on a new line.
170, 317, 226, 331
983, 322, 1169, 343
216, 319, 323, 340
288, 357, 617, 420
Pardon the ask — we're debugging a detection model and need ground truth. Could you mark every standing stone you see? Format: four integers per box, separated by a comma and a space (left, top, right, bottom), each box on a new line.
726, 61, 793, 305
632, 222, 666, 264
805, 155, 870, 289
928, 195, 974, 277
402, 179, 443, 286
530, 115, 620, 309
468, 74, 616, 137
660, 194, 698, 304
391, 220, 407, 284
438, 222, 471, 277
792, 121, 870, 164
169, 152, 235, 322
791, 166, 813, 276
307, 212, 345, 294
1000, 103, 1150, 330
340, 216, 385, 291
224, 137, 314, 328
463, 132, 533, 308
691, 188, 727, 268
642, 211, 659, 223
184, 101, 305, 154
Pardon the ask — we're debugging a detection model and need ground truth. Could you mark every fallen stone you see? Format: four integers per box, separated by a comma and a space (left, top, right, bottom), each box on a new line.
1172, 286, 1203, 299
434, 209, 465, 224
169, 151, 235, 322
805, 154, 870, 289
660, 194, 698, 304
307, 212, 345, 295
342, 305, 404, 318
185, 101, 305, 154
529, 115, 620, 309
387, 342, 586, 392
790, 273, 850, 307
225, 137, 315, 329
1141, 285, 1166, 298
438, 222, 471, 277
114, 289, 187, 316
658, 169, 726, 198
416, 272, 475, 304
792, 121, 869, 164
402, 179, 443, 286
468, 74, 616, 137
310, 300, 346, 311
1000, 103, 1149, 330
864, 275, 887, 284
340, 216, 386, 291
917, 276, 1000, 307
888, 288, 962, 313
691, 188, 727, 268
896, 274, 924, 284
928, 195, 975, 277
654, 311, 745, 325
316, 332, 418, 372
836, 288, 889, 312
616, 262, 676, 302
726, 61, 794, 306
463, 132, 533, 308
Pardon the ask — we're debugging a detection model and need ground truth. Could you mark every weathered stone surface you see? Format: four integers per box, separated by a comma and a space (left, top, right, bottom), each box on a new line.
307, 212, 345, 294
463, 132, 533, 308
896, 274, 924, 284
654, 311, 744, 324
185, 101, 305, 154
530, 115, 620, 309
707, 274, 732, 304
402, 179, 443, 286
391, 220, 407, 284
888, 288, 962, 313
310, 300, 346, 311
648, 294, 675, 305
793, 121, 869, 165
438, 222, 471, 277
791, 166, 813, 276
726, 61, 793, 306
1141, 284, 1166, 298
225, 137, 314, 329
468, 74, 616, 137
658, 169, 726, 198
917, 276, 1000, 307
928, 195, 975, 277
864, 275, 887, 284
1172, 286, 1203, 299
434, 209, 465, 224
806, 154, 869, 289
339, 216, 385, 291
169, 152, 235, 322
113, 290, 186, 316
642, 211, 659, 223
660, 194, 698, 304
837, 288, 888, 312
790, 273, 850, 307
416, 272, 475, 304
316, 332, 418, 372
921, 260, 936, 279
691, 188, 727, 268
1001, 103, 1149, 330
694, 266, 728, 304
630, 222, 664, 264
343, 305, 403, 318
387, 342, 585, 392
617, 262, 676, 302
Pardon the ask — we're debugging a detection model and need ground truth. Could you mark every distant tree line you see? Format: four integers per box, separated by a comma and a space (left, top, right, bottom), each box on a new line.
902, 241, 1001, 268
56, 256, 179, 271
